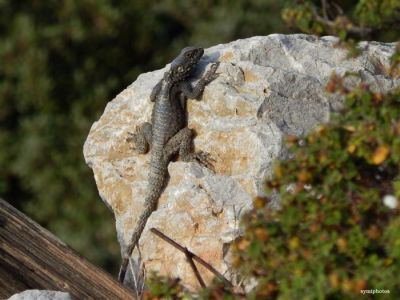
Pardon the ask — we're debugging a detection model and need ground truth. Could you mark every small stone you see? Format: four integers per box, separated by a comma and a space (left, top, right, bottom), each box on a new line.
8, 290, 72, 300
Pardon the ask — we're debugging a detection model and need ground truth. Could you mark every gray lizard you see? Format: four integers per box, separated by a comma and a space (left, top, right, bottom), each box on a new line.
118, 47, 219, 283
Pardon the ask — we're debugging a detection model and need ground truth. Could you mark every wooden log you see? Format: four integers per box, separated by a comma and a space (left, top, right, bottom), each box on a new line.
0, 199, 134, 299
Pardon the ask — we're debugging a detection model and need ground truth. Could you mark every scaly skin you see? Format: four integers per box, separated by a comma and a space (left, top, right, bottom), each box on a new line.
118, 47, 219, 283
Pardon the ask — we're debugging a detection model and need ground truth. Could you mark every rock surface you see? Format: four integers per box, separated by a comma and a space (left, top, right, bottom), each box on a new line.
83, 34, 399, 290
8, 290, 71, 300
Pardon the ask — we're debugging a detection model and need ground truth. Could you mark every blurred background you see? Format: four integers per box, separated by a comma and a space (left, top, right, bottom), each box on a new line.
1, 0, 398, 276
0, 1, 287, 274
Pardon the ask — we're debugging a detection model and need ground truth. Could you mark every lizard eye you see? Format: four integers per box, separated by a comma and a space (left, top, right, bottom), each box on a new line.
177, 66, 183, 72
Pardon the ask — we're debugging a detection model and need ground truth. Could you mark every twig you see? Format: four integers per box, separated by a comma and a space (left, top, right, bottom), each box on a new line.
310, 6, 373, 37
321, 0, 328, 20
129, 246, 145, 299
331, 2, 344, 16
150, 228, 233, 288
184, 250, 206, 288
118, 242, 136, 282
316, 15, 372, 37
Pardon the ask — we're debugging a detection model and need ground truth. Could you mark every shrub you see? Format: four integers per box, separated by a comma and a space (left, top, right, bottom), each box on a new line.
234, 77, 400, 298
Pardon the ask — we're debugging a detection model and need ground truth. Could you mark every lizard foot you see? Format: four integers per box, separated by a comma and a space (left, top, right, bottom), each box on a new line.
126, 131, 148, 154
203, 62, 220, 83
127, 122, 152, 154
183, 150, 216, 172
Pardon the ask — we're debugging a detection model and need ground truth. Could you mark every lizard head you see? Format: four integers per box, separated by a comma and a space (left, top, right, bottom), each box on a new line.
170, 46, 204, 81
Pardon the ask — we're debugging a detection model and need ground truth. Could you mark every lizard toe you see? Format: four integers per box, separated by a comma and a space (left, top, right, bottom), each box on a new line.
194, 151, 216, 172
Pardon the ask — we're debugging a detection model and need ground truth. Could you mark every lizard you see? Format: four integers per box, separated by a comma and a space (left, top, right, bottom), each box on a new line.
118, 46, 219, 283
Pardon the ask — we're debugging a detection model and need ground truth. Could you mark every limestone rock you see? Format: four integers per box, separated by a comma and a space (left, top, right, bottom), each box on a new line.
8, 290, 72, 300
83, 34, 399, 290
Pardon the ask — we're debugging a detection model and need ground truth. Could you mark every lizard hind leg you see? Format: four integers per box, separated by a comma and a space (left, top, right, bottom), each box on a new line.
128, 122, 153, 154
163, 127, 215, 171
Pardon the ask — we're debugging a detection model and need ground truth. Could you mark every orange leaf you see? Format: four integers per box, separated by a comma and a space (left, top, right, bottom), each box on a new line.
343, 125, 356, 132
341, 279, 353, 293
255, 228, 269, 242
288, 237, 300, 249
253, 197, 267, 209
329, 273, 340, 288
353, 279, 367, 292
237, 238, 250, 251
325, 80, 336, 93
372, 145, 390, 165
297, 170, 311, 183
347, 144, 356, 153
336, 237, 347, 252
367, 225, 380, 240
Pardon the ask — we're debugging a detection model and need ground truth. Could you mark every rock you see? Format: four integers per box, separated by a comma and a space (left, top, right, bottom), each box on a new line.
83, 34, 399, 290
8, 290, 71, 300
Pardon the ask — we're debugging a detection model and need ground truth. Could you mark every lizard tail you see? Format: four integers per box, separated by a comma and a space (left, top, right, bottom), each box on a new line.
118, 175, 165, 283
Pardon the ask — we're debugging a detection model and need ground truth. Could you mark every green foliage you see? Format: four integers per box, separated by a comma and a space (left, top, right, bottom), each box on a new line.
282, 0, 400, 47
355, 0, 400, 27
229, 4, 400, 297
0, 1, 287, 273
234, 79, 400, 298
145, 274, 241, 300
145, 274, 186, 299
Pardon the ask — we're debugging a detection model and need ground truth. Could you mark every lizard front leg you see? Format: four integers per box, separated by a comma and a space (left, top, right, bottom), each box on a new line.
179, 62, 219, 100
127, 122, 152, 154
163, 127, 215, 171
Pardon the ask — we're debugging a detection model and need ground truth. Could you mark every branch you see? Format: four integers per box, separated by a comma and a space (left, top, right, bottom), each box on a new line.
150, 228, 233, 288
321, 0, 328, 20
184, 250, 206, 288
0, 199, 134, 299
311, 6, 373, 37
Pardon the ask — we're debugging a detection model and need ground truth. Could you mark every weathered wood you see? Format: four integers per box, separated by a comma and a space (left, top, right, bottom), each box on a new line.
0, 199, 134, 299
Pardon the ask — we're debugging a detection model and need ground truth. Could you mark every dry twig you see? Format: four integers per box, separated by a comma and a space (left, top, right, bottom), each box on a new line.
150, 228, 233, 288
